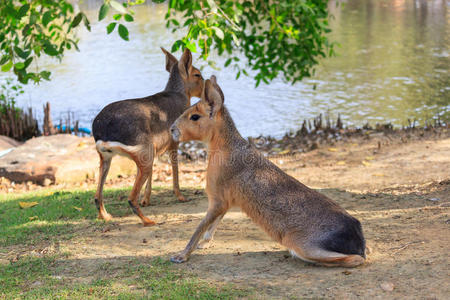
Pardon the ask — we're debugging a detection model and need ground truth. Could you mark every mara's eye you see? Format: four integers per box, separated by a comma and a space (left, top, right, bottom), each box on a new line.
194, 74, 202, 78
190, 114, 200, 121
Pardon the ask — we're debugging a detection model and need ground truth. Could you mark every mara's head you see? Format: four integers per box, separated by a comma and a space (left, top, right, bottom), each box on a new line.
170, 75, 224, 143
161, 47, 204, 98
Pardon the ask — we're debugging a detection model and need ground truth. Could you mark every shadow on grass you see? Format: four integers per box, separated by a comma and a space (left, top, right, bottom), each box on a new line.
0, 186, 206, 248
1, 179, 447, 248
0, 254, 250, 299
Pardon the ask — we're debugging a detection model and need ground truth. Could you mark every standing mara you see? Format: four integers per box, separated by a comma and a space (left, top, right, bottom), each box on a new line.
169, 76, 366, 267
92, 48, 204, 226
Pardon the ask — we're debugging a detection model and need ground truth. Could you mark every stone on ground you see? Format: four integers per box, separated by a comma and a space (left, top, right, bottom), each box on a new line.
0, 134, 135, 185
0, 135, 22, 151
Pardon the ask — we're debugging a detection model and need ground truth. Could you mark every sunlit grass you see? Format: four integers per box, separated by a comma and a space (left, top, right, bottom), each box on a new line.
0, 188, 133, 247
0, 187, 251, 299
0, 255, 249, 299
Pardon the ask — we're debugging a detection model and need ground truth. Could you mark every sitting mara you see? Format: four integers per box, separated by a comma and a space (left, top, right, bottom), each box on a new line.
169, 76, 366, 267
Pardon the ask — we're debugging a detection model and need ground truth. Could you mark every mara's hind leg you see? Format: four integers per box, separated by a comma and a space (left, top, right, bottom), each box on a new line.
128, 166, 156, 226
283, 234, 365, 268
95, 151, 112, 221
289, 246, 365, 268
168, 143, 188, 202
128, 151, 156, 226
197, 213, 225, 249
140, 147, 155, 207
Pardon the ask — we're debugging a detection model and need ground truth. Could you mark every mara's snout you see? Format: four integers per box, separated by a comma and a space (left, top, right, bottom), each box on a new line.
170, 124, 180, 142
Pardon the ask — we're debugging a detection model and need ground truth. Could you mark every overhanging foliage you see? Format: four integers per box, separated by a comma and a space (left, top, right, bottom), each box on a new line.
0, 0, 333, 86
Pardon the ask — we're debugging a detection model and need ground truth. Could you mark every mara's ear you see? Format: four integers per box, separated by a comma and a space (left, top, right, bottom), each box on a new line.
203, 77, 224, 118
178, 48, 192, 80
209, 75, 224, 104
161, 47, 178, 73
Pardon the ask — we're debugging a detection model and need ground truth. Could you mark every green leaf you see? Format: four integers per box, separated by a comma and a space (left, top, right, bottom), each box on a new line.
14, 62, 25, 70
99, 4, 110, 21
83, 13, 91, 31
107, 22, 117, 34
118, 24, 129, 41
124, 14, 134, 22
24, 57, 33, 68
110, 0, 127, 14
1, 60, 13, 72
40, 71, 51, 81
17, 4, 30, 19
71, 13, 83, 28
0, 55, 10, 65
14, 47, 29, 59
113, 14, 122, 21
42, 11, 53, 27
5, 5, 17, 18
206, 0, 218, 14
231, 32, 240, 46
43, 42, 59, 56
211, 26, 224, 40
185, 41, 197, 52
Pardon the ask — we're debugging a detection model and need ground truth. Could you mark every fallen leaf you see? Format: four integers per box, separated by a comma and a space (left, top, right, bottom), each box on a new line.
19, 202, 38, 209
342, 270, 352, 275
77, 141, 87, 149
362, 161, 371, 167
380, 282, 394, 291
73, 206, 83, 211
279, 149, 291, 155
337, 161, 346, 165
29, 216, 38, 221
365, 156, 375, 160
328, 148, 338, 152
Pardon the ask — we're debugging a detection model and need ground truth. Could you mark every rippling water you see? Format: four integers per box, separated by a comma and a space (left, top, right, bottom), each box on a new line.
8, 0, 450, 137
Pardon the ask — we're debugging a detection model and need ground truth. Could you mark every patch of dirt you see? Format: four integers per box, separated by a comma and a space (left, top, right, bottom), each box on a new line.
12, 136, 450, 298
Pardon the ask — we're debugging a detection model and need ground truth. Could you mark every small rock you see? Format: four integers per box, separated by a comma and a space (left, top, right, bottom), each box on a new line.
31, 281, 42, 287
43, 178, 52, 186
380, 282, 395, 292
142, 238, 148, 244
427, 198, 440, 202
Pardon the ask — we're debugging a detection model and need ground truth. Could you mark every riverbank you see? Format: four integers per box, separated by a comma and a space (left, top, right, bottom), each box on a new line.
0, 120, 448, 192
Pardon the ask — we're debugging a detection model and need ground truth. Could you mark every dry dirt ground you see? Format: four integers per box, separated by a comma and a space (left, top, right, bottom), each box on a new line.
52, 135, 450, 299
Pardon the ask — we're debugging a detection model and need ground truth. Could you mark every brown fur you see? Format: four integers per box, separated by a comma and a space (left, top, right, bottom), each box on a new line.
92, 48, 204, 226
169, 76, 366, 267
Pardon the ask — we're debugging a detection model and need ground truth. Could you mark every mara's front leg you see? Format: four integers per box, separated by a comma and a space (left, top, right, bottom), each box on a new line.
197, 213, 225, 249
140, 145, 155, 207
170, 207, 226, 263
169, 143, 188, 202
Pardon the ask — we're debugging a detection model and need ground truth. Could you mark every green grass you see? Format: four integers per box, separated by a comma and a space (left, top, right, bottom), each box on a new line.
0, 255, 248, 299
0, 188, 132, 247
0, 188, 251, 299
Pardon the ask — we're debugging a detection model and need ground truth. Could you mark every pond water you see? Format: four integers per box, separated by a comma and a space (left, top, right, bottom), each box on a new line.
10, 0, 450, 137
